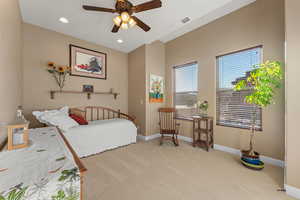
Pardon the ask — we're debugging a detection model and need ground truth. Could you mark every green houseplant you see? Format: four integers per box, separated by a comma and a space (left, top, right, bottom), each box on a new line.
197, 100, 209, 116
234, 61, 283, 157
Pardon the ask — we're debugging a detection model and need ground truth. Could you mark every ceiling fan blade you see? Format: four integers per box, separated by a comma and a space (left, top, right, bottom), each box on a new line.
112, 25, 120, 33
132, 0, 162, 13
131, 16, 151, 32
83, 5, 116, 13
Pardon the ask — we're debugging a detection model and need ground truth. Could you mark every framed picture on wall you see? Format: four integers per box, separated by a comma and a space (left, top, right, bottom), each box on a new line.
69, 44, 107, 79
149, 74, 164, 103
82, 85, 94, 93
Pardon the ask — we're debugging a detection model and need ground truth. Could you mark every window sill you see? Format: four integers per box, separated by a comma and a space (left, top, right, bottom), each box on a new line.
216, 123, 263, 132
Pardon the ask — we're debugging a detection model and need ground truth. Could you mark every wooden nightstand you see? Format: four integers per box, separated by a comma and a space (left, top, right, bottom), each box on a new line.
192, 116, 214, 151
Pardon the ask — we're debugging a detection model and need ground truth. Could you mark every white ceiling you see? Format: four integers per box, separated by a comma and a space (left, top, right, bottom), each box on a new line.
19, 0, 256, 53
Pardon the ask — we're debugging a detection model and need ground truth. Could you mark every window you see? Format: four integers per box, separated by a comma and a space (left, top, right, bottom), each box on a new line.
216, 46, 262, 130
174, 62, 198, 117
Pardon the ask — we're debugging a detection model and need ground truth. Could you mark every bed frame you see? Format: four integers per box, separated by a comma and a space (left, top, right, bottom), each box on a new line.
67, 106, 136, 199
70, 106, 136, 125
0, 106, 135, 200
57, 128, 87, 200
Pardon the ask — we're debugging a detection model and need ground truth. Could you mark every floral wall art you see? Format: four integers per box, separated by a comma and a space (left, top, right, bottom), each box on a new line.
149, 74, 164, 103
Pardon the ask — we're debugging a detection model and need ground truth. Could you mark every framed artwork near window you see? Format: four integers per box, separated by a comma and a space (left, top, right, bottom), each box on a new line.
70, 44, 107, 79
149, 74, 164, 103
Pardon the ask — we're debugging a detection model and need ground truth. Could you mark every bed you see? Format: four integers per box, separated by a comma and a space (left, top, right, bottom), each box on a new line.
34, 106, 137, 158
66, 107, 137, 157
0, 127, 86, 200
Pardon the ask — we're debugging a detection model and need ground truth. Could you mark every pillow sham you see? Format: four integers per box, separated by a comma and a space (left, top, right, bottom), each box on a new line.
33, 107, 68, 123
33, 107, 78, 132
69, 114, 88, 125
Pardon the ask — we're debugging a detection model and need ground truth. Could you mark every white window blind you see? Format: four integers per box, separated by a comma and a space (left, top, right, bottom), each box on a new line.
216, 46, 262, 130
174, 62, 198, 117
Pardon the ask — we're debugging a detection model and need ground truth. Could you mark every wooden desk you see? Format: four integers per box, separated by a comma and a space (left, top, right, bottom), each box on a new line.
176, 116, 214, 151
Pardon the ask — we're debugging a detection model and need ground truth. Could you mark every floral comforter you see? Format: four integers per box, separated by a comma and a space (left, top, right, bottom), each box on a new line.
0, 127, 80, 200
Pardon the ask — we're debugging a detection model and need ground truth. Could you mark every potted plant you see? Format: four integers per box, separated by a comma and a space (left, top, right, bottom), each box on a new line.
234, 61, 283, 169
197, 100, 209, 116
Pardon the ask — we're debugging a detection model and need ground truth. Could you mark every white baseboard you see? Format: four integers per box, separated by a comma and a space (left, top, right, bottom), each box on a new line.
138, 133, 284, 168
213, 144, 285, 168
214, 144, 241, 156
260, 155, 285, 168
137, 134, 160, 141
178, 135, 193, 143
285, 185, 300, 199
136, 134, 146, 141
137, 133, 193, 143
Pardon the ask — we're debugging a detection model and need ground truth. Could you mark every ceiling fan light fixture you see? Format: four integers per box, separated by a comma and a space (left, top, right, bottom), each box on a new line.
83, 0, 162, 33
128, 17, 136, 27
121, 22, 129, 30
121, 12, 130, 22
113, 15, 122, 26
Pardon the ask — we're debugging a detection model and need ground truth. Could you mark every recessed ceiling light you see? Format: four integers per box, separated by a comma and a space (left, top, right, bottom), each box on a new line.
59, 17, 69, 24
117, 39, 123, 43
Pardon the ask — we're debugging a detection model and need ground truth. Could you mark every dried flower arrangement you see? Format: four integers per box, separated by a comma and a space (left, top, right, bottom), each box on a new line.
47, 62, 70, 91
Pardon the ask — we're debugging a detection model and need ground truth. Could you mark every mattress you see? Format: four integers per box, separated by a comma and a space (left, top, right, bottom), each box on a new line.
63, 118, 137, 158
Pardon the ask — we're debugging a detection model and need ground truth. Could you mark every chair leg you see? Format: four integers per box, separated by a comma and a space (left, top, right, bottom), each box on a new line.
160, 134, 164, 145
192, 121, 196, 147
173, 134, 179, 146
211, 133, 214, 149
206, 134, 209, 152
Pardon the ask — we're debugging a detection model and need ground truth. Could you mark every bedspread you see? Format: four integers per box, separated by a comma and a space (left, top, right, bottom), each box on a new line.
63, 118, 137, 158
0, 127, 80, 200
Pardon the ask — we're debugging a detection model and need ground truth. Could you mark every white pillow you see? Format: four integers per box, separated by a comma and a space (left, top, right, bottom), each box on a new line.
41, 113, 78, 132
33, 107, 68, 122
33, 107, 78, 132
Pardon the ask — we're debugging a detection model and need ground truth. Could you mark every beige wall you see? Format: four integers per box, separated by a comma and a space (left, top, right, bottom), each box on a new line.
145, 41, 166, 136
128, 45, 146, 135
128, 41, 166, 136
285, 0, 300, 190
165, 0, 285, 160
0, 0, 23, 144
22, 23, 128, 126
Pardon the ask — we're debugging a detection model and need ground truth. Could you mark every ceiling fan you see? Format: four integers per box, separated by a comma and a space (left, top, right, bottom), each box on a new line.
83, 0, 162, 33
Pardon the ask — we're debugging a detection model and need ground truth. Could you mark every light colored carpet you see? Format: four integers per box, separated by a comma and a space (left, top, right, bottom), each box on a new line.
82, 139, 294, 200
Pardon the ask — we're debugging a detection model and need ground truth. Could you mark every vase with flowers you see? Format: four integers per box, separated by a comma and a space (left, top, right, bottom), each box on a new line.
197, 100, 209, 116
47, 62, 70, 91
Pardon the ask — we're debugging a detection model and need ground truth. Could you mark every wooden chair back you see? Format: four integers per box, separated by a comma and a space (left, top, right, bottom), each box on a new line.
158, 107, 177, 133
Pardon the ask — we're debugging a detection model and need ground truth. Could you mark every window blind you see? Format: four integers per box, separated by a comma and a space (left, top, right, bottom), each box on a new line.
216, 47, 262, 130
174, 62, 198, 117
